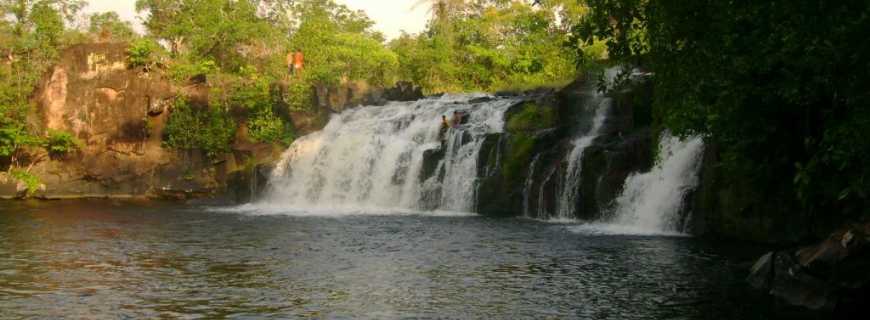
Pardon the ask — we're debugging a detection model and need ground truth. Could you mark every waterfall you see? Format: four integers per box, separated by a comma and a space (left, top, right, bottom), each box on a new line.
572, 134, 705, 235
609, 134, 704, 233
554, 100, 610, 219
522, 154, 541, 217
529, 67, 617, 220
264, 95, 517, 212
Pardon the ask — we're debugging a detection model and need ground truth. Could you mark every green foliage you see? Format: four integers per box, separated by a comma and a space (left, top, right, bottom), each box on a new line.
390, 0, 585, 94
127, 38, 163, 70
163, 99, 237, 158
0, 122, 39, 158
284, 81, 314, 112
502, 133, 535, 185
136, 0, 274, 70
289, 0, 398, 87
248, 108, 295, 145
29, 2, 64, 47
89, 11, 136, 42
219, 74, 296, 145
9, 169, 40, 196
168, 58, 217, 82
581, 0, 870, 219
43, 130, 81, 157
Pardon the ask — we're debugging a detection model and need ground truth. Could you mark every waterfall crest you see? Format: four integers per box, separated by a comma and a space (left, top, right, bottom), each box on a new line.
263, 95, 517, 213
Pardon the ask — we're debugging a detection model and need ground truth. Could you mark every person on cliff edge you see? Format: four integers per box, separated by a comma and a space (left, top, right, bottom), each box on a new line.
293, 49, 305, 78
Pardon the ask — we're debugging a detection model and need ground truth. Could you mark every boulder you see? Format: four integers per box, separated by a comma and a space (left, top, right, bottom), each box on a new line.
383, 81, 424, 102
748, 223, 870, 312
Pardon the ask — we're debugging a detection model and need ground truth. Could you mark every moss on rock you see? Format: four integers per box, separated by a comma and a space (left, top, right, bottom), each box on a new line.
506, 102, 556, 132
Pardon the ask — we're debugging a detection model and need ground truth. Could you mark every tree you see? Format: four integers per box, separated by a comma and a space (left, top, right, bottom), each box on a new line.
579, 0, 870, 222
392, 0, 582, 93
288, 1, 397, 87
0, 0, 80, 193
413, 0, 468, 39
88, 11, 136, 42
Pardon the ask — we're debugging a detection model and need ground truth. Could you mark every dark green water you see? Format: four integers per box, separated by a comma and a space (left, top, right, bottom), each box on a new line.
0, 200, 816, 319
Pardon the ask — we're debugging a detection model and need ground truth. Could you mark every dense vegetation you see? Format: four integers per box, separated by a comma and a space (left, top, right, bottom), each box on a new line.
0, 0, 86, 193
578, 0, 870, 226
391, 0, 605, 93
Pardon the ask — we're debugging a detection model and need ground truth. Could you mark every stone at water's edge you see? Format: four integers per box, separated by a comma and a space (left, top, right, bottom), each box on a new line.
225, 163, 274, 204
747, 223, 870, 313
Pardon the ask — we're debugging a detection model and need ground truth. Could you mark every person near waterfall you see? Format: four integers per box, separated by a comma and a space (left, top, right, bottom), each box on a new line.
439, 115, 450, 140
451, 111, 466, 127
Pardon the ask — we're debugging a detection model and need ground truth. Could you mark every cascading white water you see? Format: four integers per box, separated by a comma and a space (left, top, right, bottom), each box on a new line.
522, 154, 542, 217
598, 134, 705, 235
536, 67, 619, 220
554, 100, 610, 219
265, 94, 517, 212
568, 134, 705, 235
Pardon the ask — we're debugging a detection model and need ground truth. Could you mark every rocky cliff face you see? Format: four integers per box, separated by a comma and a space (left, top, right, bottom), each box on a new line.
0, 43, 423, 200
0, 43, 278, 200
471, 78, 655, 220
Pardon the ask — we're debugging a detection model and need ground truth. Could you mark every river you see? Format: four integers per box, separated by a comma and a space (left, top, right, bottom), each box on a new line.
0, 200, 816, 319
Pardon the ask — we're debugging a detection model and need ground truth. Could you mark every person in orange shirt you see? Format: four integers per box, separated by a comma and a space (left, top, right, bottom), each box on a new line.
286, 50, 294, 75
293, 50, 304, 78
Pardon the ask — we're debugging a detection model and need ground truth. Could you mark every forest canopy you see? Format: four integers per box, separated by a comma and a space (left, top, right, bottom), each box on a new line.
579, 0, 870, 222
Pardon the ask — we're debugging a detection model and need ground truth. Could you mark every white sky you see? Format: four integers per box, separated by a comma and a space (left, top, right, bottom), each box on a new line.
81, 0, 430, 40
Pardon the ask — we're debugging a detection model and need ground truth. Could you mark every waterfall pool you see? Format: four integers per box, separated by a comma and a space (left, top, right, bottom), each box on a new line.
0, 200, 814, 319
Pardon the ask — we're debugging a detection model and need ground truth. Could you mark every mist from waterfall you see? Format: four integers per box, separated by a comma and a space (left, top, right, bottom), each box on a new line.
262, 95, 517, 213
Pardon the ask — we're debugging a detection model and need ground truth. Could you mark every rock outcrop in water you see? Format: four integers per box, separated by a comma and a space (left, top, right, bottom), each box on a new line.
747, 223, 870, 314
474, 76, 656, 220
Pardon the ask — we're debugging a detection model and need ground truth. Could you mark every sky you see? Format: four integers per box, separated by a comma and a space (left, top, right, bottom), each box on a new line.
81, 0, 431, 40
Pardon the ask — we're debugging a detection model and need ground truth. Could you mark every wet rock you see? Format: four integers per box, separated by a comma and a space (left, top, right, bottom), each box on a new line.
468, 96, 494, 104
383, 81, 424, 102
748, 224, 870, 312
420, 147, 445, 183
225, 162, 274, 203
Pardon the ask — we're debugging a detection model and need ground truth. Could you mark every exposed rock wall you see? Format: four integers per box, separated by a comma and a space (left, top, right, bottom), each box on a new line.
0, 43, 427, 200
0, 43, 277, 200
474, 78, 655, 219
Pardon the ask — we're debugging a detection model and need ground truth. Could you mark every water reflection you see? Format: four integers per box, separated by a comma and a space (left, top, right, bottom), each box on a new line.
1, 201, 819, 319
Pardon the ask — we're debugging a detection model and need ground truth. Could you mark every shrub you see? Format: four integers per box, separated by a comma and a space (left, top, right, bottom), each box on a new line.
248, 108, 295, 145
127, 38, 163, 71
10, 169, 41, 196
284, 82, 314, 112
43, 130, 82, 158
163, 99, 237, 158
168, 58, 217, 83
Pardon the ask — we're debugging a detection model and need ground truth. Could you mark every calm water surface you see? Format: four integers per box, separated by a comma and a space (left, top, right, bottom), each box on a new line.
0, 200, 812, 319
